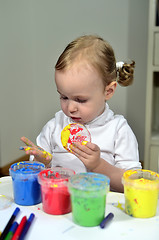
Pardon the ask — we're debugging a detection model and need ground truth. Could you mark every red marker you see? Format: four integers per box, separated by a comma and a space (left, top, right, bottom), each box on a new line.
12, 216, 27, 240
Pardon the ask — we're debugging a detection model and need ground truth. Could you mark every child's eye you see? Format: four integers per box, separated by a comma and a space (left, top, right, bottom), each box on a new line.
75, 98, 87, 103
60, 95, 68, 100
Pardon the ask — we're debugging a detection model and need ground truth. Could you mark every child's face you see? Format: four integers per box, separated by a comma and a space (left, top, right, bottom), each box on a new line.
55, 61, 107, 125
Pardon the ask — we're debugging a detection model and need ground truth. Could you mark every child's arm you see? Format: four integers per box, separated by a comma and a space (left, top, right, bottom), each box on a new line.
20, 136, 52, 167
91, 158, 125, 193
71, 142, 125, 193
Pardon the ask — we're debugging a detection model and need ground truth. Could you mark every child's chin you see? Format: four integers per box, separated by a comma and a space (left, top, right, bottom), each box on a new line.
71, 118, 83, 123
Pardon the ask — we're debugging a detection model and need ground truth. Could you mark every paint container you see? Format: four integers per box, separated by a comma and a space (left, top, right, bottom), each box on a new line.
122, 169, 159, 218
68, 172, 110, 227
38, 167, 75, 215
9, 161, 45, 206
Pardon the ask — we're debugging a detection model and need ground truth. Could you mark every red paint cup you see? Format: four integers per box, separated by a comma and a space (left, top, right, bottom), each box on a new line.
38, 167, 75, 215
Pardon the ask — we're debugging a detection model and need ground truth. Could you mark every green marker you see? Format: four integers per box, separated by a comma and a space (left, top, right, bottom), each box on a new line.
4, 222, 18, 240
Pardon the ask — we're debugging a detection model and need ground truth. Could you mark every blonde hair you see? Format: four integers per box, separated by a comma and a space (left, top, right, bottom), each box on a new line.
55, 35, 135, 87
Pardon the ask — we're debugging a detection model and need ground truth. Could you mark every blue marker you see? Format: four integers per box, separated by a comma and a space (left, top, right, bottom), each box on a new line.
4, 222, 18, 240
19, 213, 35, 240
99, 212, 114, 229
0, 207, 20, 240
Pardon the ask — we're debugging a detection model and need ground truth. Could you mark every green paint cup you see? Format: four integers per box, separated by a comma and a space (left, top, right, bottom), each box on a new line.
69, 173, 110, 227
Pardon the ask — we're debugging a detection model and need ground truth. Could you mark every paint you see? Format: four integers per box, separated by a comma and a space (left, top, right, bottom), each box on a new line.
69, 173, 110, 227
9, 161, 45, 206
122, 169, 159, 218
23, 147, 52, 159
38, 167, 75, 215
61, 123, 91, 152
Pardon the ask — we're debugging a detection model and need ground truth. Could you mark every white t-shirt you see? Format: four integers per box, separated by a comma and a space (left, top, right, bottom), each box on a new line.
35, 104, 141, 173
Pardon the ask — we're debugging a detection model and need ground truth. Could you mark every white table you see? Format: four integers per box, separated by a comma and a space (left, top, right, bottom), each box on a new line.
0, 176, 159, 240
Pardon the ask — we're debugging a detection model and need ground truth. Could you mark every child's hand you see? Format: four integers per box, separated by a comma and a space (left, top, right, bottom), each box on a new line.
71, 141, 102, 170
20, 136, 52, 167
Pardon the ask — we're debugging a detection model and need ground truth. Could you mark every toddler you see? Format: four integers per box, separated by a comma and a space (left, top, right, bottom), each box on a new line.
21, 35, 141, 192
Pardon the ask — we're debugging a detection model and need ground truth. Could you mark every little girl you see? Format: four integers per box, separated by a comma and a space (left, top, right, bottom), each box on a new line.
20, 35, 141, 192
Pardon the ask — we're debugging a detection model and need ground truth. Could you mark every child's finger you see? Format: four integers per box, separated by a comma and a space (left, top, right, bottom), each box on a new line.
41, 150, 52, 160
82, 141, 99, 151
20, 136, 36, 147
32, 148, 52, 160
19, 146, 36, 154
72, 142, 92, 155
19, 144, 52, 161
33, 151, 52, 161
37, 146, 45, 151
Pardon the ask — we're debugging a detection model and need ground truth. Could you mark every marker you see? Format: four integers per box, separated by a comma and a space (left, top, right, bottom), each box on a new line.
4, 222, 18, 240
0, 207, 20, 240
99, 213, 114, 229
19, 213, 35, 240
12, 216, 27, 240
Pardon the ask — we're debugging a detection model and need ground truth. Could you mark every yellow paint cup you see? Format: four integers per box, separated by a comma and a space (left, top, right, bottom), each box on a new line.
122, 169, 159, 218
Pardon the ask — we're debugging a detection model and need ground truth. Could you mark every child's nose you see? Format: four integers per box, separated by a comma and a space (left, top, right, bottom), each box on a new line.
68, 100, 77, 113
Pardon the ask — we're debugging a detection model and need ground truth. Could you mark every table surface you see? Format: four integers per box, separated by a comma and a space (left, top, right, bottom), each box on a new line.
0, 176, 159, 240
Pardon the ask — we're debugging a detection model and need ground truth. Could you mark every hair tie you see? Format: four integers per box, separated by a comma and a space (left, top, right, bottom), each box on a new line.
116, 61, 124, 70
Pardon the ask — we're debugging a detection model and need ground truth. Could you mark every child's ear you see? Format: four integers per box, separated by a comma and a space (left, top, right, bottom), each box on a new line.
104, 81, 117, 100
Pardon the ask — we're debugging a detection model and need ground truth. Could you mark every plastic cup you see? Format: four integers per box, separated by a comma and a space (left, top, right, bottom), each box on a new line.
122, 169, 159, 218
9, 161, 45, 206
38, 167, 75, 215
68, 172, 110, 227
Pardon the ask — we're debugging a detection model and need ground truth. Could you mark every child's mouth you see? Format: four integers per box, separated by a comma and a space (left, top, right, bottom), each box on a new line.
71, 117, 82, 122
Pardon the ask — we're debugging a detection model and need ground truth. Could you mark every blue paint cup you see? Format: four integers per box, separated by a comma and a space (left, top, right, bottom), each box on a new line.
9, 161, 45, 206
